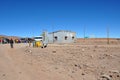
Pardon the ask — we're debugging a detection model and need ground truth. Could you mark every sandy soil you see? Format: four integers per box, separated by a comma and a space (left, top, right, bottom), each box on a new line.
0, 41, 120, 80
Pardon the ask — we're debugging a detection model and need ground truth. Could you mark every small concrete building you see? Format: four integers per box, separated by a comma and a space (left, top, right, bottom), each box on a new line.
44, 30, 76, 43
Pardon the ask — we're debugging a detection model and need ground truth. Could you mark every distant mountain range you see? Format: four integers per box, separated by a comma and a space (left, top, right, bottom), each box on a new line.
0, 35, 20, 40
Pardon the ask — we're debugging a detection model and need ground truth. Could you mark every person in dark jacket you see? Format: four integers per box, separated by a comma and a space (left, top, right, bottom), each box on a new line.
9, 38, 14, 48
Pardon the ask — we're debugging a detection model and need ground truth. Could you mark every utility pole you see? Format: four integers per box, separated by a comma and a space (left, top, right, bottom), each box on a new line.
52, 26, 54, 43
107, 27, 110, 44
84, 26, 86, 42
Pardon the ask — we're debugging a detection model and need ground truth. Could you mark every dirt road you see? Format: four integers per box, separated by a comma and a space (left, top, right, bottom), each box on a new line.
0, 43, 120, 80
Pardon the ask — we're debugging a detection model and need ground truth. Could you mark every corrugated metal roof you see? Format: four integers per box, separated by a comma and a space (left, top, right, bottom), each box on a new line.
49, 30, 76, 34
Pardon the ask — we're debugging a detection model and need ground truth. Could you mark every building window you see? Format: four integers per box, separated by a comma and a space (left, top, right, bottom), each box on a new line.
72, 36, 75, 40
54, 36, 58, 40
65, 36, 68, 40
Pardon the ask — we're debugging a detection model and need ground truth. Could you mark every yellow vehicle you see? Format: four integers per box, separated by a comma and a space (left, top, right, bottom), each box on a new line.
33, 36, 47, 48
35, 41, 42, 47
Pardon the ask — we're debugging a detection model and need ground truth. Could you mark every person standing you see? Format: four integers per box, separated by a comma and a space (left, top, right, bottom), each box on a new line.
9, 38, 14, 48
28, 40, 31, 47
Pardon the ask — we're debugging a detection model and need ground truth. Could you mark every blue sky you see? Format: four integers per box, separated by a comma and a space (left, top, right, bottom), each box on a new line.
0, 0, 120, 38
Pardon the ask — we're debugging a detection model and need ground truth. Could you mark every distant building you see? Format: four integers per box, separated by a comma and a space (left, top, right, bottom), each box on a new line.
44, 30, 76, 43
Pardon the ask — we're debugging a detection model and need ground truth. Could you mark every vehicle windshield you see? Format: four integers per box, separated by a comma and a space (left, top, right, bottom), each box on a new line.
34, 37, 42, 39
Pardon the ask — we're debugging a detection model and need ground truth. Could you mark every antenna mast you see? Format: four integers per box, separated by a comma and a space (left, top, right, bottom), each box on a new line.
107, 27, 110, 44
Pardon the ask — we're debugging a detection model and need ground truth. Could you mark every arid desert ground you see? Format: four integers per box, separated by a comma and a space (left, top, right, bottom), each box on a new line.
0, 39, 120, 80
